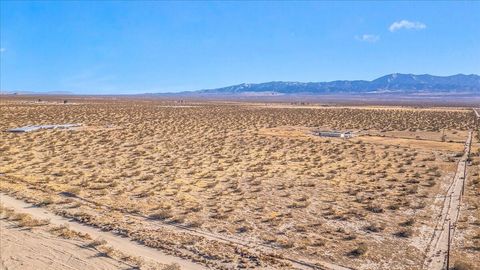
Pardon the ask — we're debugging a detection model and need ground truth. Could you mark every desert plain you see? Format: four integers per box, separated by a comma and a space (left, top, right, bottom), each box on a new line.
0, 96, 479, 270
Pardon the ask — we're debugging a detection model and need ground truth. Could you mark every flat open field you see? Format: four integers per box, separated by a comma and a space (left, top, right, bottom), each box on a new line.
0, 96, 478, 270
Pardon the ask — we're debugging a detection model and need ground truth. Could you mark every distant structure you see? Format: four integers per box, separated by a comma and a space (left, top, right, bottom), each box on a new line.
313, 130, 354, 138
6, 124, 81, 133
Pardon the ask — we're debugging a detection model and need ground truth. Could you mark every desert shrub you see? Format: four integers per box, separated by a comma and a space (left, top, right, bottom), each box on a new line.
310, 238, 326, 247
277, 239, 294, 249
388, 204, 400, 210
399, 218, 415, 227
394, 229, 413, 238
63, 187, 81, 197
149, 210, 173, 220
365, 204, 383, 213
363, 223, 384, 233
343, 233, 357, 241
87, 238, 108, 248
348, 242, 368, 257
10, 213, 50, 228
49, 224, 91, 240
164, 263, 181, 270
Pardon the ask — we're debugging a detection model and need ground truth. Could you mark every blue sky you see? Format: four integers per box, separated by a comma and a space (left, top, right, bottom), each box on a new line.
1, 1, 479, 94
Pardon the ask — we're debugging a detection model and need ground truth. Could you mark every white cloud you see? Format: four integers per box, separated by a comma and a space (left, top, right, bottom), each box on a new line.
389, 20, 426, 32
0, 48, 5, 52
355, 34, 380, 43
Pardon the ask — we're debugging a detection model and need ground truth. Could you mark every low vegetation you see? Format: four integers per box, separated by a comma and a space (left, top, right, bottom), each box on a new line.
0, 97, 476, 269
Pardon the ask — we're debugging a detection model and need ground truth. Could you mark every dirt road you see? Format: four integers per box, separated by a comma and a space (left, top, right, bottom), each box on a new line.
473, 108, 480, 118
0, 219, 132, 270
474, 108, 479, 130
0, 194, 206, 270
423, 131, 472, 270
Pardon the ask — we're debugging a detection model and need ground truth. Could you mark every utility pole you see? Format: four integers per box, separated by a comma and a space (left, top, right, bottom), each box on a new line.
446, 221, 451, 270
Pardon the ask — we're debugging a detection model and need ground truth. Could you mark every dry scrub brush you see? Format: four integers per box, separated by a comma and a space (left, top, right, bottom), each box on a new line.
0, 99, 472, 269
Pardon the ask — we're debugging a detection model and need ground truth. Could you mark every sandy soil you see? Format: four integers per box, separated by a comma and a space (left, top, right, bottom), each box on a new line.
0, 194, 204, 270
0, 220, 130, 270
0, 99, 476, 269
357, 136, 464, 152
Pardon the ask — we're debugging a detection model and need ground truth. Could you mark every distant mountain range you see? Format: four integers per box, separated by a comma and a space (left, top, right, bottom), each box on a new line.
185, 73, 479, 95
3, 73, 479, 97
